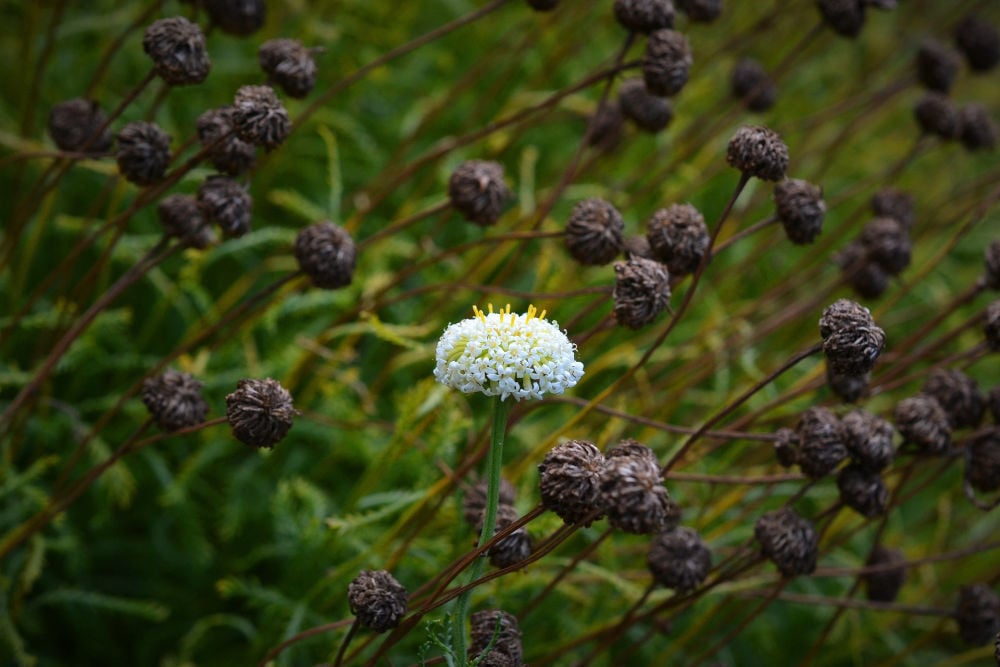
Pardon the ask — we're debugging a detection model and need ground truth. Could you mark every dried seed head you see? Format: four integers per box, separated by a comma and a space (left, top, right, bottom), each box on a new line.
624, 234, 654, 260
347, 570, 408, 633
157, 194, 215, 249
870, 188, 916, 230
968, 429, 1000, 493
527, 0, 560, 11
606, 438, 660, 463
613, 256, 672, 329
864, 546, 906, 602
774, 179, 825, 244
259, 39, 318, 99
726, 125, 789, 182
140, 369, 208, 432
294, 221, 356, 289
198, 175, 252, 238
956, 584, 1000, 646
954, 14, 1000, 72
958, 103, 998, 152
538, 440, 606, 526
225, 377, 295, 449
619, 78, 674, 133
828, 367, 871, 403
116, 122, 171, 186
587, 102, 625, 152
893, 394, 951, 454
613, 0, 676, 33
773, 428, 799, 468
470, 610, 522, 666
922, 368, 985, 429
448, 160, 510, 226
914, 92, 961, 140
232, 85, 290, 150
819, 299, 886, 377
142, 17, 211, 86
836, 241, 890, 299
731, 58, 777, 112
477, 504, 533, 569
985, 301, 1000, 351
916, 38, 960, 93
205, 0, 266, 36
986, 241, 1000, 290
195, 107, 257, 176
647, 527, 712, 593
676, 0, 722, 22
600, 451, 676, 534
754, 507, 818, 576
565, 198, 625, 265
837, 464, 889, 517
817, 0, 866, 39
990, 387, 1000, 424
860, 217, 911, 275
796, 407, 848, 478
48, 98, 112, 154
463, 476, 517, 527
642, 29, 692, 97
841, 409, 895, 471
646, 203, 709, 275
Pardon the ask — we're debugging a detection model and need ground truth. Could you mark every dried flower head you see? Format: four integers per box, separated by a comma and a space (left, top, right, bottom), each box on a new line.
624, 234, 655, 260
646, 203, 709, 276
198, 175, 252, 238
142, 17, 211, 86
726, 125, 789, 182
860, 217, 911, 275
893, 394, 951, 454
819, 299, 886, 377
600, 450, 675, 534
347, 570, 408, 632
196, 107, 257, 176
916, 38, 960, 93
477, 503, 532, 569
232, 85, 290, 150
619, 78, 674, 132
613, 256, 672, 329
205, 0, 266, 36
606, 438, 660, 463
294, 221, 356, 289
464, 477, 517, 527
922, 368, 985, 430
954, 14, 1000, 72
864, 546, 906, 602
647, 527, 712, 593
817, 0, 866, 38
538, 440, 605, 525
642, 29, 692, 96
956, 584, 1000, 646
140, 369, 208, 432
967, 429, 1000, 493
48, 98, 112, 154
259, 39, 318, 99
587, 102, 625, 152
958, 103, 999, 152
434, 304, 584, 401
841, 409, 895, 471
448, 160, 510, 226
755, 507, 818, 576
773, 428, 799, 468
613, 0, 676, 33
985, 301, 1000, 351
837, 464, 888, 517
470, 610, 523, 666
564, 198, 625, 265
836, 241, 890, 299
796, 407, 848, 478
870, 188, 916, 230
157, 194, 214, 249
225, 377, 296, 449
731, 58, 777, 112
990, 387, 1000, 424
116, 122, 171, 187
986, 241, 1000, 290
676, 0, 722, 22
774, 179, 825, 244
914, 92, 961, 140
827, 367, 871, 403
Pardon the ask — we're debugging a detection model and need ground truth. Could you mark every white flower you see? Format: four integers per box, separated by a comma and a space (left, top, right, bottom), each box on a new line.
434, 304, 585, 401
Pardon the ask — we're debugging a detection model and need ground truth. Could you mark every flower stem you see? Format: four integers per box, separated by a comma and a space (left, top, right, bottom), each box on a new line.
452, 395, 512, 665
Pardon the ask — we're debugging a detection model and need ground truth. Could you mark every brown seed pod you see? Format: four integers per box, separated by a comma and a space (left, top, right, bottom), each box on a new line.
863, 546, 906, 602
225, 377, 296, 449
259, 39, 318, 99
624, 234, 655, 260
619, 78, 674, 133
827, 366, 871, 403
205, 0, 266, 36
916, 38, 960, 93
836, 241, 891, 300
795, 407, 848, 478
642, 29, 692, 97
870, 188, 916, 230
116, 122, 171, 187
564, 198, 625, 265
463, 477, 517, 527
731, 58, 777, 112
448, 160, 510, 226
198, 175, 252, 238
754, 507, 818, 576
914, 92, 961, 140
956, 584, 1000, 646
837, 463, 889, 517
986, 240, 1000, 290
985, 301, 1000, 351
613, 256, 672, 330
773, 428, 799, 468
954, 14, 1000, 72
587, 102, 625, 152
647, 527, 712, 593
600, 452, 675, 534
48, 98, 113, 154
646, 203, 709, 275
967, 429, 1000, 493
470, 610, 523, 666
294, 221, 356, 289
613, 0, 676, 33
606, 438, 660, 463
726, 125, 789, 182
989, 387, 1000, 424
347, 570, 408, 633
157, 194, 215, 250
477, 503, 532, 569
958, 104, 998, 152
819, 299, 886, 377
195, 107, 257, 176
860, 217, 911, 275
893, 394, 951, 454
538, 440, 605, 526
142, 17, 211, 86
140, 369, 208, 432
231, 85, 291, 150
817, 0, 866, 39
774, 179, 825, 244
841, 409, 895, 471
922, 368, 985, 430
676, 0, 722, 22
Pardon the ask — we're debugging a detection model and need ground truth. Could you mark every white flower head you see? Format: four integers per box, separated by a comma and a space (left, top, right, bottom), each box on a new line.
434, 304, 585, 401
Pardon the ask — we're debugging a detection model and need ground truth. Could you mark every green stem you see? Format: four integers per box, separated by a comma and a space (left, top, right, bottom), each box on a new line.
452, 395, 512, 666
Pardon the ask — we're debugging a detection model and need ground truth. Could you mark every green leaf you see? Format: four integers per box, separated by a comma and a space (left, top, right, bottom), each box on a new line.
27, 588, 170, 621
